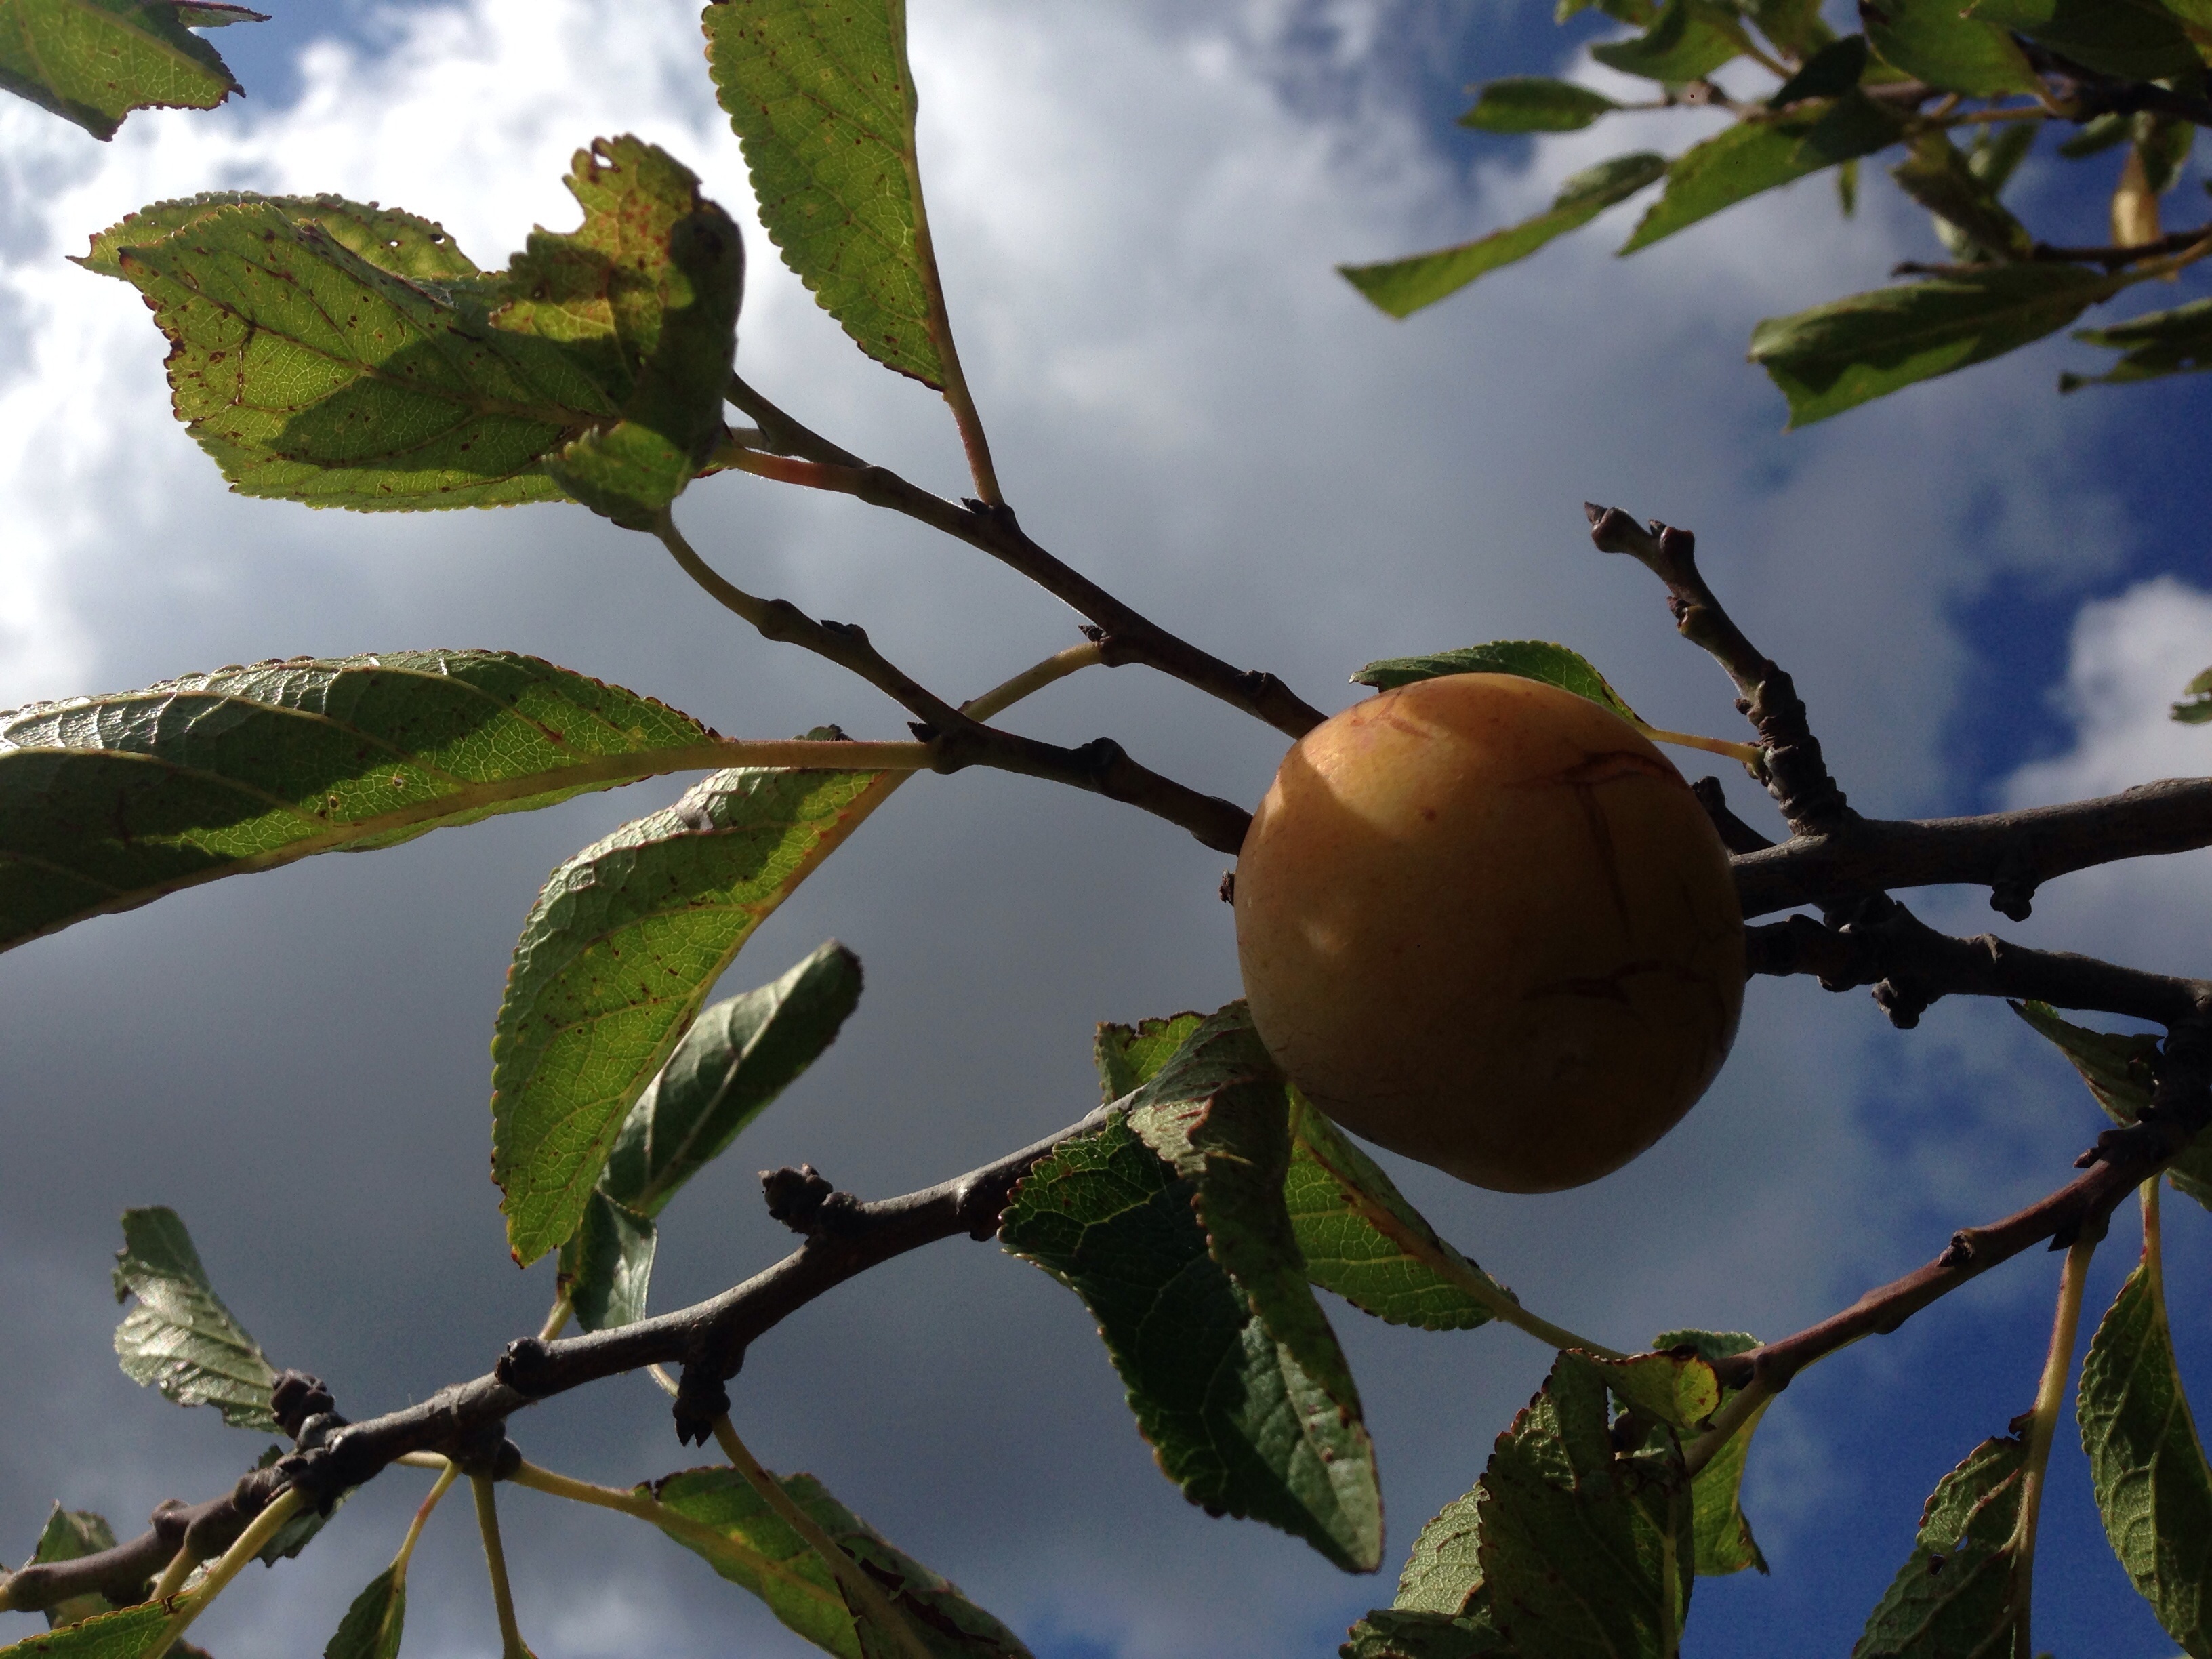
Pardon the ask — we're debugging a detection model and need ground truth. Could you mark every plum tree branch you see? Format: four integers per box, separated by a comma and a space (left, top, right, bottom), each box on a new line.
720, 380, 1327, 740
0, 1109, 1108, 1617
651, 510, 1252, 853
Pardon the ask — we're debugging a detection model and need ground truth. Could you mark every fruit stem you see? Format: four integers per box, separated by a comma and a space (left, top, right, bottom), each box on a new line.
1636, 723, 1762, 766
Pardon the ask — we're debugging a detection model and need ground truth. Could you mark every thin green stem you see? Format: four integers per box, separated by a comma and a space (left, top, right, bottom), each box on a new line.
709, 1416, 935, 1659
504, 1461, 839, 1610
1681, 1376, 1774, 1479
143, 1487, 304, 1659
1637, 723, 1762, 766
2144, 1176, 2165, 1299
392, 1460, 458, 1588
146, 1544, 195, 1605
470, 1475, 531, 1659
538, 1297, 572, 1344
2007, 1233, 2097, 1659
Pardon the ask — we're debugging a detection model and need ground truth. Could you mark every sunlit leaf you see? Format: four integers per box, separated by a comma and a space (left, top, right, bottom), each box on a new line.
1851, 1436, 2026, 1658
1000, 1105, 1383, 1572
1749, 264, 2129, 426
323, 1566, 406, 1659
1744, 0, 1835, 58
1651, 1330, 1769, 1575
2010, 1001, 2212, 1210
647, 1466, 1031, 1658
112, 1206, 277, 1430
2175, 665, 2212, 724
492, 766, 892, 1265
1458, 77, 1619, 133
1393, 1487, 1486, 1616
1863, 0, 2039, 95
0, 651, 726, 954
2065, 298, 2212, 392
1967, 0, 2202, 79
1589, 0, 1746, 81
0, 0, 261, 140
703, 0, 955, 390
1340, 154, 1666, 318
88, 136, 741, 520
1351, 638, 1643, 724
1620, 93, 1904, 253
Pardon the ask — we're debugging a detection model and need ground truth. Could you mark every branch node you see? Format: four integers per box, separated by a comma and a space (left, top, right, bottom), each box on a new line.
495, 1337, 557, 1399
1939, 1231, 1976, 1267
760, 1164, 858, 1236
270, 1370, 335, 1438
672, 1372, 733, 1447
1218, 870, 1236, 904
1872, 979, 1928, 1029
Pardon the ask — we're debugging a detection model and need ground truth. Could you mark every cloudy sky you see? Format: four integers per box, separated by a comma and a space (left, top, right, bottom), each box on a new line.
4, 2, 2212, 1656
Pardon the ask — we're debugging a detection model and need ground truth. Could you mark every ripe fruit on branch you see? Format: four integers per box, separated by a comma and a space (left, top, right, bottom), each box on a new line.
1233, 673, 1745, 1192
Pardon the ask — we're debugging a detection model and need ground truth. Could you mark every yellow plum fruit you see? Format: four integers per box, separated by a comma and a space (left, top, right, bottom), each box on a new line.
1233, 672, 1745, 1192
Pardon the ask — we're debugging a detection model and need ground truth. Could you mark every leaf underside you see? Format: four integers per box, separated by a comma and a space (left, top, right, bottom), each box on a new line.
1851, 1436, 2026, 1658
111, 1206, 279, 1430
322, 1565, 407, 1659
0, 1605, 171, 1659
2011, 1001, 2212, 1209
26, 1505, 123, 1630
491, 765, 890, 1265
0, 650, 722, 955
1351, 638, 1645, 726
0, 0, 259, 140
2067, 298, 2212, 391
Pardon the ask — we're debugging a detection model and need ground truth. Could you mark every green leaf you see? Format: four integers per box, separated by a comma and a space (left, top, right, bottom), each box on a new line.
2136, 115, 2195, 196
2060, 111, 2135, 160
0, 651, 726, 955
89, 136, 741, 519
2010, 1001, 2212, 1210
323, 1566, 406, 1659
1340, 1607, 1514, 1659
79, 194, 477, 283
600, 940, 864, 1218
1863, 0, 2039, 95
999, 1108, 1383, 1572
1559, 0, 1657, 22
646, 1466, 1031, 1658
1746, 0, 1837, 56
1350, 638, 1644, 724
2176, 665, 2212, 724
2078, 1233, 2212, 1654
1851, 1436, 2026, 1658
1967, 0, 2203, 79
1392, 1487, 1486, 1616
1620, 93, 1905, 253
2066, 296, 2212, 391
1891, 132, 2033, 261
25, 1507, 120, 1629
554, 1191, 657, 1333
491, 765, 893, 1265
1651, 1330, 1769, 1575
0, 0, 260, 140
1094, 1011, 1209, 1103
1768, 33, 1869, 104
1590, 0, 1746, 81
1749, 264, 2129, 426
1285, 1092, 1509, 1332
1458, 77, 1620, 133
1339, 153, 1667, 317
1477, 1354, 1696, 1657
0, 1605, 169, 1659
1583, 1348, 1722, 1433
111, 1206, 277, 1431
703, 0, 955, 390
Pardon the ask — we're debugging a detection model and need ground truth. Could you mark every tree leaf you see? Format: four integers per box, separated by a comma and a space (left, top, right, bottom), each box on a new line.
1651, 1330, 1769, 1575
1746, 0, 1837, 56
2065, 296, 2212, 391
1285, 1092, 1510, 1333
1862, 0, 2039, 95
0, 1605, 169, 1659
491, 765, 894, 1265
1590, 0, 1746, 81
245, 1440, 348, 1564
1350, 638, 1644, 724
1768, 33, 1869, 105
0, 651, 726, 954
1339, 1607, 1514, 1659
111, 1206, 278, 1431
2009, 1001, 2212, 1210
323, 1566, 405, 1659
2078, 1223, 2212, 1654
2176, 665, 2212, 724
1967, 0, 2203, 79
1339, 153, 1667, 317
24, 1507, 121, 1629
1748, 264, 2129, 426
1582, 1349, 1722, 1433
87, 136, 740, 519
1620, 92, 1904, 253
1889, 132, 2033, 262
599, 939, 863, 1218
998, 1108, 1384, 1572
1094, 1011, 1209, 1103
554, 1191, 657, 1333
1851, 1436, 2026, 1658
1458, 77, 1620, 132
1393, 1487, 1486, 1616
646, 1466, 1032, 1658
0, 0, 261, 140
1477, 1354, 1695, 1657
703, 0, 954, 390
